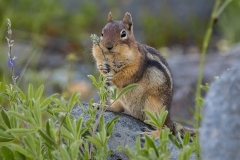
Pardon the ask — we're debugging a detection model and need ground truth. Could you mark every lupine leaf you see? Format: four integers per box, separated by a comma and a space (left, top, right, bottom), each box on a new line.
1, 146, 14, 160
1, 110, 11, 128
116, 83, 138, 100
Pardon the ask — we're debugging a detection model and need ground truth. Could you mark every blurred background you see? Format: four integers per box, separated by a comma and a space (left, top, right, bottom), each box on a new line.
0, 0, 240, 125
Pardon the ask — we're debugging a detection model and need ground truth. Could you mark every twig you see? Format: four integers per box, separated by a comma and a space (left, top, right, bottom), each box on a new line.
89, 34, 111, 159
6, 19, 28, 128
90, 34, 108, 62
57, 112, 69, 147
194, 0, 232, 128
6, 18, 18, 87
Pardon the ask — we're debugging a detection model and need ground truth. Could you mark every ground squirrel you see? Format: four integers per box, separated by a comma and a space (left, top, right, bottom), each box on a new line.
92, 12, 195, 138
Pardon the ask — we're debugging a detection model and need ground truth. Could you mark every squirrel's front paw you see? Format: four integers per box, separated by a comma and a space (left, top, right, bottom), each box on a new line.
99, 62, 110, 74
106, 73, 114, 86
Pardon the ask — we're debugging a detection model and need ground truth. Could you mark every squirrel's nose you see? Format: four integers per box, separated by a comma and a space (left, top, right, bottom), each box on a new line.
105, 42, 113, 50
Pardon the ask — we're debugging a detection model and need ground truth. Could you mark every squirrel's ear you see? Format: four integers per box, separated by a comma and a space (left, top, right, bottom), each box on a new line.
108, 12, 113, 22
123, 12, 133, 31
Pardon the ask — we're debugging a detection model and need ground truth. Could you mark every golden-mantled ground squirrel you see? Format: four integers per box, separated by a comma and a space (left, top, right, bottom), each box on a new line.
92, 12, 194, 137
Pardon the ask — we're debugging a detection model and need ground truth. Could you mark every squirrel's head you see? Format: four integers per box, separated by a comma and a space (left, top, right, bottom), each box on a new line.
97, 12, 136, 54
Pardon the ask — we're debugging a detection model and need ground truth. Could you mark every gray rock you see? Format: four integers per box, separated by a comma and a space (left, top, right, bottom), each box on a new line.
169, 44, 240, 123
71, 104, 195, 160
200, 66, 240, 160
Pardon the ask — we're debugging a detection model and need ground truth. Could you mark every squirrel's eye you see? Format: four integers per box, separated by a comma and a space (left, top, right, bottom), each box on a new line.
121, 30, 126, 38
101, 33, 103, 37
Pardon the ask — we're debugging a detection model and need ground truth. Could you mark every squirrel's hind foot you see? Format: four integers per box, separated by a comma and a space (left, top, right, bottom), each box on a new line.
140, 128, 162, 141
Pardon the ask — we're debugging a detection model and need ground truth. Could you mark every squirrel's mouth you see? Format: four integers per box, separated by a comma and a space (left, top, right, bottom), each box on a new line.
104, 50, 119, 54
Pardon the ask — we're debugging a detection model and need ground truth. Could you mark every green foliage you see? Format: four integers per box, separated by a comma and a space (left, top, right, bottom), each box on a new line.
144, 107, 168, 129
0, 82, 119, 159
118, 108, 199, 160
219, 0, 240, 44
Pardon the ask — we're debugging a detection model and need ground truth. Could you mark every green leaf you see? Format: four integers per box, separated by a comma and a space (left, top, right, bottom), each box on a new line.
53, 98, 66, 110
145, 135, 158, 157
6, 128, 36, 134
38, 129, 57, 149
116, 83, 138, 100
61, 127, 74, 140
106, 116, 119, 136
87, 135, 102, 148
33, 99, 41, 127
8, 111, 31, 123
169, 134, 182, 149
0, 136, 14, 142
17, 87, 26, 100
46, 119, 55, 140
183, 132, 190, 146
28, 84, 34, 100
196, 97, 204, 106
65, 116, 75, 136
35, 85, 44, 99
11, 144, 34, 158
135, 136, 141, 152
1, 146, 14, 160
1, 110, 11, 128
14, 151, 26, 160
87, 75, 99, 88
70, 141, 82, 160
68, 92, 80, 111
0, 125, 14, 139
60, 145, 71, 160
23, 135, 36, 156
144, 110, 159, 127
216, 0, 233, 17
40, 93, 59, 110
98, 115, 105, 133
76, 115, 83, 138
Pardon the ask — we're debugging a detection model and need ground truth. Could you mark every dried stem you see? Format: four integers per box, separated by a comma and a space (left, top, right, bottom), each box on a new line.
194, 0, 232, 128
6, 18, 18, 87
90, 34, 108, 62
89, 34, 112, 159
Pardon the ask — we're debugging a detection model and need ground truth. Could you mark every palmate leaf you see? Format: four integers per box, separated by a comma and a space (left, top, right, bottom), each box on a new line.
144, 110, 159, 127
144, 107, 168, 129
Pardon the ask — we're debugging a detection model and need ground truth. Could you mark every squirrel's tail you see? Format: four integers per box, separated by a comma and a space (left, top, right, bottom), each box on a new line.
171, 121, 196, 138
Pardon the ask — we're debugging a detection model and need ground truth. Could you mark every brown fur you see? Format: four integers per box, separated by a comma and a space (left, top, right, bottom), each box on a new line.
92, 12, 195, 138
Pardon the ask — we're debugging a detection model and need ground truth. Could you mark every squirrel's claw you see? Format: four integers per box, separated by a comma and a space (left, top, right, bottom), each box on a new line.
99, 62, 110, 74
106, 73, 114, 86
